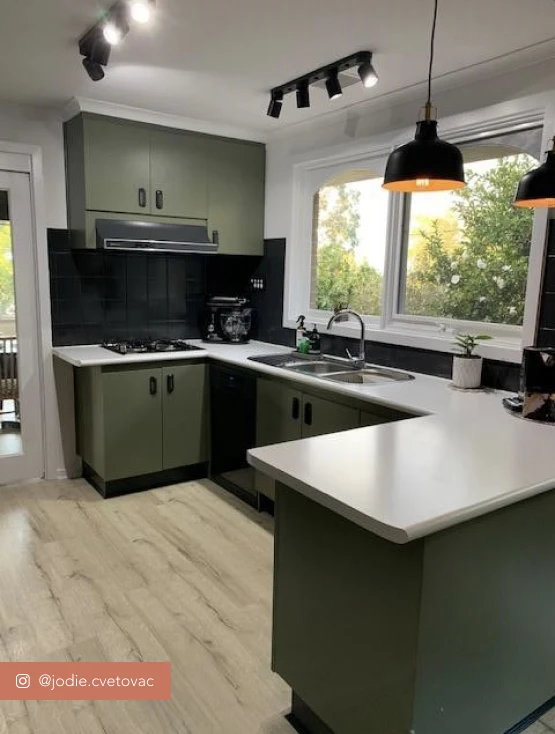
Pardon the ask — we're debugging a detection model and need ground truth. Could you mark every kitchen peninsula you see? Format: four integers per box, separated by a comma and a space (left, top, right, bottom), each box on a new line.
249, 396, 555, 734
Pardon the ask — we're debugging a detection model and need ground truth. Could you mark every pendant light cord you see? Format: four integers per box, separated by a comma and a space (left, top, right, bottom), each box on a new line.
427, 0, 439, 109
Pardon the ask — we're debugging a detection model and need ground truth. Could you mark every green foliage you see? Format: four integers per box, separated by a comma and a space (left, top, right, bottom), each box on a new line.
0, 223, 14, 318
454, 333, 492, 357
315, 184, 382, 315
315, 157, 535, 326
405, 156, 535, 325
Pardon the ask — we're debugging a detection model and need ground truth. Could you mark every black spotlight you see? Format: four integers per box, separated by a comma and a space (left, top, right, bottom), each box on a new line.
82, 57, 105, 81
325, 70, 342, 100
358, 57, 378, 88
267, 91, 283, 119
296, 82, 310, 109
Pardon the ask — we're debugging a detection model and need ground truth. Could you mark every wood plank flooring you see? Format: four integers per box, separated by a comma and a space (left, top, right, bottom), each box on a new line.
0, 477, 294, 734
0, 476, 551, 734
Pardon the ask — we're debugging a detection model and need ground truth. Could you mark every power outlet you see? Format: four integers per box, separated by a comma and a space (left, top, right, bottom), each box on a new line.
250, 277, 266, 291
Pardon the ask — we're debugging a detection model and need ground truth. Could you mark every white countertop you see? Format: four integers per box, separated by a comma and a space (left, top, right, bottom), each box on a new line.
54, 340, 555, 545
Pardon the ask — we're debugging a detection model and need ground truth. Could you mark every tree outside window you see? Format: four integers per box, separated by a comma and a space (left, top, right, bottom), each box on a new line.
311, 129, 541, 329
0, 222, 16, 337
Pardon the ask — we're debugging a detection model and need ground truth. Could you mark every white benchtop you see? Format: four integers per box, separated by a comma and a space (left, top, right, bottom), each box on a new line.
53, 340, 555, 545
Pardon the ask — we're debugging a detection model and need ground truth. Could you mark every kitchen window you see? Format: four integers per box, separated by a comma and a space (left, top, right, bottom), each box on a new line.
310, 171, 389, 317
395, 128, 542, 329
286, 102, 550, 361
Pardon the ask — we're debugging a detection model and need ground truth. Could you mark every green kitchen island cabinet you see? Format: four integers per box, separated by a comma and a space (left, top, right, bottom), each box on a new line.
248, 421, 555, 734
75, 361, 208, 497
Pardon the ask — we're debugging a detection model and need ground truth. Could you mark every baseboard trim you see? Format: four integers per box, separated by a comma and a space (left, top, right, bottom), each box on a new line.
505, 695, 555, 733
82, 462, 209, 499
286, 692, 335, 734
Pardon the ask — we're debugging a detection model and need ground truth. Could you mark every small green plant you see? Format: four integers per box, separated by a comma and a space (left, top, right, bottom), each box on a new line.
454, 333, 492, 357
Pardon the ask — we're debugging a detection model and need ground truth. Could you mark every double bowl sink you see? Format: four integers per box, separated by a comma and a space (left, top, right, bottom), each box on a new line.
248, 353, 415, 386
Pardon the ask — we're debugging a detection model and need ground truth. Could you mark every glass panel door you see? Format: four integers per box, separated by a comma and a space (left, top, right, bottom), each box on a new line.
0, 171, 43, 484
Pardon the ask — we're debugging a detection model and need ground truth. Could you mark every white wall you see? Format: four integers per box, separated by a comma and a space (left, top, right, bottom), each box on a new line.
264, 57, 555, 240
0, 103, 66, 228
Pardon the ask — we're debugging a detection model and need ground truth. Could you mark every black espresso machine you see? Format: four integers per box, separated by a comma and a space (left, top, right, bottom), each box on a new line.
202, 297, 253, 343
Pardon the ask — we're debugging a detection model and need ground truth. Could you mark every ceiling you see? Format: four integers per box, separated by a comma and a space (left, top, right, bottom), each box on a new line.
5, 0, 555, 134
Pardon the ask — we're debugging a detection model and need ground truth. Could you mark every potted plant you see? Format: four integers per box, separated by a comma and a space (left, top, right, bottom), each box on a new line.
452, 333, 492, 389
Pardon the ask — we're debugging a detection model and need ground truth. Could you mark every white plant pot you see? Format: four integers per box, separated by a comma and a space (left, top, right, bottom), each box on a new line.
452, 355, 483, 389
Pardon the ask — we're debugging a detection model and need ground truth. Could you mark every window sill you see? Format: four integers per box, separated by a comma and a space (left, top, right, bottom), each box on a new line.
284, 316, 523, 364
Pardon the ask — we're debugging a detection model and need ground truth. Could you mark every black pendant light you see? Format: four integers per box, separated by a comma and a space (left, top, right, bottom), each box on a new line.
513, 138, 555, 208
383, 0, 465, 193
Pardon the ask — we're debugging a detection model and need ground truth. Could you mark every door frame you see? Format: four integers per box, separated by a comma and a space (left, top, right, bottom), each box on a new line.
0, 141, 56, 482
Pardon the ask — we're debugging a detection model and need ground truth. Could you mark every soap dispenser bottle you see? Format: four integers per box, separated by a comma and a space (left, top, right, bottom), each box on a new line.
296, 315, 306, 350
309, 325, 321, 354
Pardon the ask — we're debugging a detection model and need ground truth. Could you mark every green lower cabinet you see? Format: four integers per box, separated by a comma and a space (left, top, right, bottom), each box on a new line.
302, 394, 359, 438
360, 406, 412, 427
255, 378, 359, 499
103, 367, 163, 481
162, 363, 208, 470
75, 362, 208, 488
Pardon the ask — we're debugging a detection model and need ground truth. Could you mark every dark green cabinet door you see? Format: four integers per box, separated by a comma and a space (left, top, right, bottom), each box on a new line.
207, 138, 265, 255
301, 394, 359, 439
256, 379, 302, 447
84, 117, 151, 214
256, 378, 302, 500
102, 367, 163, 481
162, 364, 209, 470
150, 129, 208, 219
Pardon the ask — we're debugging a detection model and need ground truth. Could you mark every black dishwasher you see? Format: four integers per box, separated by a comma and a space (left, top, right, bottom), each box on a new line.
210, 364, 258, 507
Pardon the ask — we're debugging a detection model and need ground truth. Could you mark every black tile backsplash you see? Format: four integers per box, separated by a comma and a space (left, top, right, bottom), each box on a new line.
48, 228, 520, 390
48, 229, 209, 346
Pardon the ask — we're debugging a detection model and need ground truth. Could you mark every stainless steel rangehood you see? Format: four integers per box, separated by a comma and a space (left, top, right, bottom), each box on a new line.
95, 219, 218, 254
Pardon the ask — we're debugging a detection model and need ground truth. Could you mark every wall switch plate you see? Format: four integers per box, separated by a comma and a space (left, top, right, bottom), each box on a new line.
250, 277, 266, 291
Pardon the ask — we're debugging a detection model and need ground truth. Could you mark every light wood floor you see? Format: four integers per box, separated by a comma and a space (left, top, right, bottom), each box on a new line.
0, 477, 552, 734
0, 477, 295, 734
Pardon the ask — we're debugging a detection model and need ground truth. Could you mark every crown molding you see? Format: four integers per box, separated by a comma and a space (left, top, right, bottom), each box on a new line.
62, 97, 268, 143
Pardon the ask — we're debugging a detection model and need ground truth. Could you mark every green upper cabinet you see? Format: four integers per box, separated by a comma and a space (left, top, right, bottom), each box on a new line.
207, 138, 265, 255
65, 113, 266, 254
83, 116, 151, 215
149, 129, 208, 219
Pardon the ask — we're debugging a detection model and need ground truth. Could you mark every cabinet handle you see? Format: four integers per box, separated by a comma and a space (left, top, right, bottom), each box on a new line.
167, 374, 175, 394
212, 230, 219, 245
155, 190, 164, 210
304, 402, 312, 427
292, 397, 300, 421
149, 376, 158, 395
138, 187, 147, 208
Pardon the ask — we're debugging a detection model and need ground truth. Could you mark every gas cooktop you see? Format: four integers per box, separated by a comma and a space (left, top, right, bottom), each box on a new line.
101, 339, 205, 355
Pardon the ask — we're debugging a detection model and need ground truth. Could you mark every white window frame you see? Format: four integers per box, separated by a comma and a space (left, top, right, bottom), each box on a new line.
284, 95, 555, 364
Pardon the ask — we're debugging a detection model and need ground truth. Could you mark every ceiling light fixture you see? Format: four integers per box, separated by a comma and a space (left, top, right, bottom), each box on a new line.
130, 0, 155, 24
267, 91, 283, 119
358, 56, 379, 88
82, 57, 105, 82
266, 50, 377, 118
78, 0, 155, 81
296, 82, 310, 109
325, 70, 342, 101
513, 138, 555, 208
383, 0, 465, 193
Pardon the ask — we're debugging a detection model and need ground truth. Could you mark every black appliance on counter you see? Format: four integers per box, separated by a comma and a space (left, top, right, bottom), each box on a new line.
521, 347, 555, 423
102, 338, 204, 355
202, 297, 253, 344
209, 364, 260, 508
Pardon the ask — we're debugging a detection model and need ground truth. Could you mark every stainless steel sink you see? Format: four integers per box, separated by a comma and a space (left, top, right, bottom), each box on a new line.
285, 361, 352, 375
323, 368, 414, 385
247, 353, 415, 386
